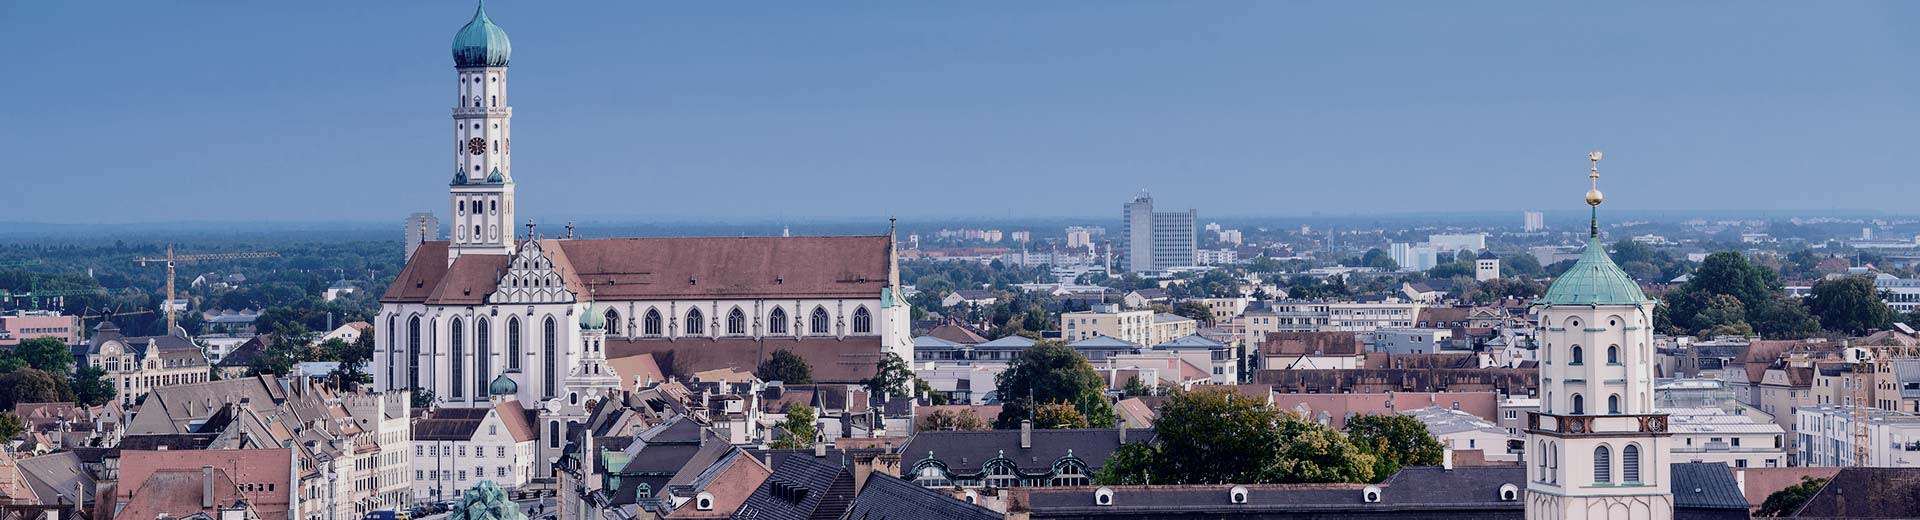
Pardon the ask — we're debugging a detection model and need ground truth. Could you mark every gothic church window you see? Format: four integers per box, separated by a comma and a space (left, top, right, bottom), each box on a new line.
853, 307, 872, 334
686, 308, 705, 336
644, 309, 662, 336
769, 308, 788, 334
727, 308, 745, 336
811, 307, 830, 335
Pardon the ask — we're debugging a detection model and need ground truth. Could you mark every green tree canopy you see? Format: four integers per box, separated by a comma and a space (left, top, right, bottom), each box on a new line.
995, 341, 1114, 428
865, 352, 913, 396
1097, 387, 1374, 485
0, 369, 74, 410
1806, 275, 1895, 335
0, 413, 22, 441
770, 402, 818, 450
1755, 476, 1828, 517
1033, 401, 1091, 429
917, 409, 989, 431
71, 365, 117, 407
1344, 414, 1445, 481
1750, 297, 1822, 340
1360, 249, 1398, 272
10, 338, 71, 373
756, 349, 814, 384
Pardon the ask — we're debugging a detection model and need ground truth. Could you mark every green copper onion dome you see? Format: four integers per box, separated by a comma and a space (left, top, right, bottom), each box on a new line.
488, 373, 518, 396
1536, 238, 1649, 306
452, 2, 512, 68
580, 301, 606, 330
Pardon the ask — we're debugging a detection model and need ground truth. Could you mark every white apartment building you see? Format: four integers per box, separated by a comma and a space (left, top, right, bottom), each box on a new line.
1404, 407, 1522, 462
412, 388, 540, 502
1243, 299, 1424, 344
1523, 211, 1545, 232
1390, 242, 1438, 272
1060, 304, 1197, 346
1428, 233, 1487, 253
1797, 404, 1920, 468
1662, 407, 1788, 469
1121, 193, 1197, 273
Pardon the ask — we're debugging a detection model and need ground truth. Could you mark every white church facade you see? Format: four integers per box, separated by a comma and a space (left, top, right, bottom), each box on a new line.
372, 3, 911, 469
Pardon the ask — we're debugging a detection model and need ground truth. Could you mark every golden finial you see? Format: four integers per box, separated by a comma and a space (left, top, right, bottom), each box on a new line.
1585, 150, 1604, 207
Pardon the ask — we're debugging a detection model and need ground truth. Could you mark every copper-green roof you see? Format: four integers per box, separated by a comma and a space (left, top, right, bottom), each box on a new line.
452, 2, 511, 68
579, 301, 605, 330
488, 373, 517, 395
1537, 238, 1650, 306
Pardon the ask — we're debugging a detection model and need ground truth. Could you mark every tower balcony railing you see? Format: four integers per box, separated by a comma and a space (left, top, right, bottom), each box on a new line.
453, 107, 514, 117
1527, 411, 1670, 436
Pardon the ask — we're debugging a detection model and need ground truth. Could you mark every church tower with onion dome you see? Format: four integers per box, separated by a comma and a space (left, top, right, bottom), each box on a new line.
448, 1, 516, 261
1524, 152, 1675, 520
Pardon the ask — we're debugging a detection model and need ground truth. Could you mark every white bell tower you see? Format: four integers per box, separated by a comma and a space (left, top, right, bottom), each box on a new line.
448, 2, 516, 262
1525, 151, 1674, 520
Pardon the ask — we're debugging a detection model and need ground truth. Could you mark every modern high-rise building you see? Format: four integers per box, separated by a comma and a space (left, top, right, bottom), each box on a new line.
1121, 192, 1196, 273
1524, 210, 1545, 232
404, 212, 441, 259
1389, 242, 1438, 272
1428, 233, 1486, 252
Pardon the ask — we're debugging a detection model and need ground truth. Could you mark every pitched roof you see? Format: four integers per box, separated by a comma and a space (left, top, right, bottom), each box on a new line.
385, 236, 895, 304
900, 428, 1152, 475
733, 455, 856, 520
1735, 467, 1840, 509
15, 452, 92, 507
976, 335, 1037, 350
1789, 467, 1920, 518
608, 353, 666, 391
116, 448, 292, 520
664, 448, 770, 518
494, 399, 538, 442
1013, 466, 1523, 517
846, 472, 1003, 520
412, 407, 490, 441
1153, 334, 1225, 350
927, 323, 989, 345
1263, 331, 1362, 356
606, 337, 882, 384
1670, 463, 1749, 512
1066, 335, 1140, 350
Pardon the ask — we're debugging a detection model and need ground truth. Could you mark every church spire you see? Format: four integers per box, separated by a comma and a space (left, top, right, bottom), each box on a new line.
1586, 150, 1604, 239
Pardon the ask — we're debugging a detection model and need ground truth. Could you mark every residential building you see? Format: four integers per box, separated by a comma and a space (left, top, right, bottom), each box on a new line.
1193, 297, 1248, 323
112, 448, 296, 520
1429, 233, 1487, 253
1064, 226, 1095, 253
411, 379, 539, 501
1524, 211, 1545, 232
1259, 331, 1364, 370
1390, 242, 1438, 272
1369, 328, 1455, 354
1797, 404, 1920, 467
1663, 407, 1788, 469
1059, 305, 1194, 346
1151, 335, 1237, 384
1404, 406, 1522, 462
901, 423, 1145, 489
1120, 192, 1196, 273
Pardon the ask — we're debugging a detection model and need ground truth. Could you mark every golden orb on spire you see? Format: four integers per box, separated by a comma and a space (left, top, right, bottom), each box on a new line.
1585, 149, 1604, 207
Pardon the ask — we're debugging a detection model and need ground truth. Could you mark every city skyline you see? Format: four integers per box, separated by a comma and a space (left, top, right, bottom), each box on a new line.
6, 2, 1919, 223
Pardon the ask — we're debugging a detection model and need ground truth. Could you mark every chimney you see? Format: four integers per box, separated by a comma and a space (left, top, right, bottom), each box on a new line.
1020, 420, 1032, 449
1118, 418, 1128, 444
201, 465, 215, 509
813, 436, 827, 458
1443, 447, 1454, 471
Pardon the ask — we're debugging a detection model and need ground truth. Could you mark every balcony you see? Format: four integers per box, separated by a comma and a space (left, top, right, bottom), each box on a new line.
1528, 411, 1669, 436
453, 107, 514, 117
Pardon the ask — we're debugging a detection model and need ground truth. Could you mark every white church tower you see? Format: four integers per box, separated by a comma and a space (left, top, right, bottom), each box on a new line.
1525, 151, 1674, 519
448, 1, 516, 261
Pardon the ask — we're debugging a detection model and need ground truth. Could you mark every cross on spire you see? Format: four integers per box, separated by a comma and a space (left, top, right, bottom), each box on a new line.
1586, 150, 1605, 238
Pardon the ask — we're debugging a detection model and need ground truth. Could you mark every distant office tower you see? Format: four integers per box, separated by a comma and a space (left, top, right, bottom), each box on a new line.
1011, 231, 1031, 243
1121, 192, 1197, 273
1524, 211, 1545, 232
1428, 233, 1486, 253
1390, 242, 1438, 272
404, 212, 440, 259
1066, 227, 1095, 252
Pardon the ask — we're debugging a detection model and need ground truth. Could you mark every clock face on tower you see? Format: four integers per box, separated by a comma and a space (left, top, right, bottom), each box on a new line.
467, 137, 488, 155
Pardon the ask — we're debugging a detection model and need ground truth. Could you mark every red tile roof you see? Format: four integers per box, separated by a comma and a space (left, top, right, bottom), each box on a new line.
116, 449, 292, 520
607, 337, 883, 384
387, 237, 895, 304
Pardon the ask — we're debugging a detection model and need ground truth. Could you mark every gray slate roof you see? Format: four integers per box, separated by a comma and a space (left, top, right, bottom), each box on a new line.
845, 472, 1002, 520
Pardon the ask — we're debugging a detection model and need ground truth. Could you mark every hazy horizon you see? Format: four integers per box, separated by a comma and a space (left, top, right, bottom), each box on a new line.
8, 2, 1918, 223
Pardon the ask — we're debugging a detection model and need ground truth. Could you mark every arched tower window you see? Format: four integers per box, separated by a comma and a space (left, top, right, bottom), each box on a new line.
507, 317, 522, 371
1622, 444, 1641, 482
407, 316, 422, 390
1571, 394, 1585, 415
852, 307, 872, 334
542, 316, 558, 399
1593, 446, 1612, 483
449, 317, 465, 399
686, 308, 705, 336
727, 308, 746, 336
644, 309, 662, 336
1570, 345, 1584, 365
769, 308, 789, 335
386, 315, 397, 388
476, 317, 491, 397
811, 307, 830, 335
1608, 394, 1621, 415
1607, 345, 1620, 364
605, 309, 622, 336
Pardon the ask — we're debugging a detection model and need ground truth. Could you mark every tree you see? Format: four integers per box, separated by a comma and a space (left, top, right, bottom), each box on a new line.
1750, 297, 1822, 340
1033, 401, 1091, 429
11, 338, 71, 373
1806, 275, 1894, 335
1122, 376, 1155, 397
770, 403, 818, 450
995, 341, 1115, 429
756, 349, 814, 384
448, 481, 528, 520
1502, 254, 1544, 277
0, 413, 21, 441
1360, 249, 1398, 272
0, 369, 74, 410
71, 365, 117, 407
1755, 476, 1828, 517
913, 379, 949, 405
1692, 294, 1753, 338
917, 408, 989, 431
1173, 301, 1214, 325
1097, 387, 1373, 485
1344, 414, 1445, 481
865, 352, 913, 396
410, 388, 436, 409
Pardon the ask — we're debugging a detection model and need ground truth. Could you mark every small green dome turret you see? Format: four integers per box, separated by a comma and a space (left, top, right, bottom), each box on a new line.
580, 301, 606, 330
1536, 238, 1649, 306
452, 2, 512, 68
451, 168, 468, 185
488, 373, 518, 396
484, 167, 505, 184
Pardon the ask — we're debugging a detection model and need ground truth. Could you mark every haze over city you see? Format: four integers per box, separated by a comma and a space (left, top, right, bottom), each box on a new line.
7, 2, 1919, 223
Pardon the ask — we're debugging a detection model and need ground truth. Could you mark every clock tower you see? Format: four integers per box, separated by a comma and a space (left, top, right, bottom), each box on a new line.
1525, 151, 1674, 520
448, 1, 515, 262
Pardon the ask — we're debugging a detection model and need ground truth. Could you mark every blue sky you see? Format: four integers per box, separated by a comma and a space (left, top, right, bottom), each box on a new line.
4, 2, 1916, 224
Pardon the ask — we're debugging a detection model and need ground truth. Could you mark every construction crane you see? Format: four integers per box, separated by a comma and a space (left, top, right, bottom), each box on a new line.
1846, 341, 1889, 467
75, 307, 155, 342
0, 287, 141, 310
133, 245, 279, 334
